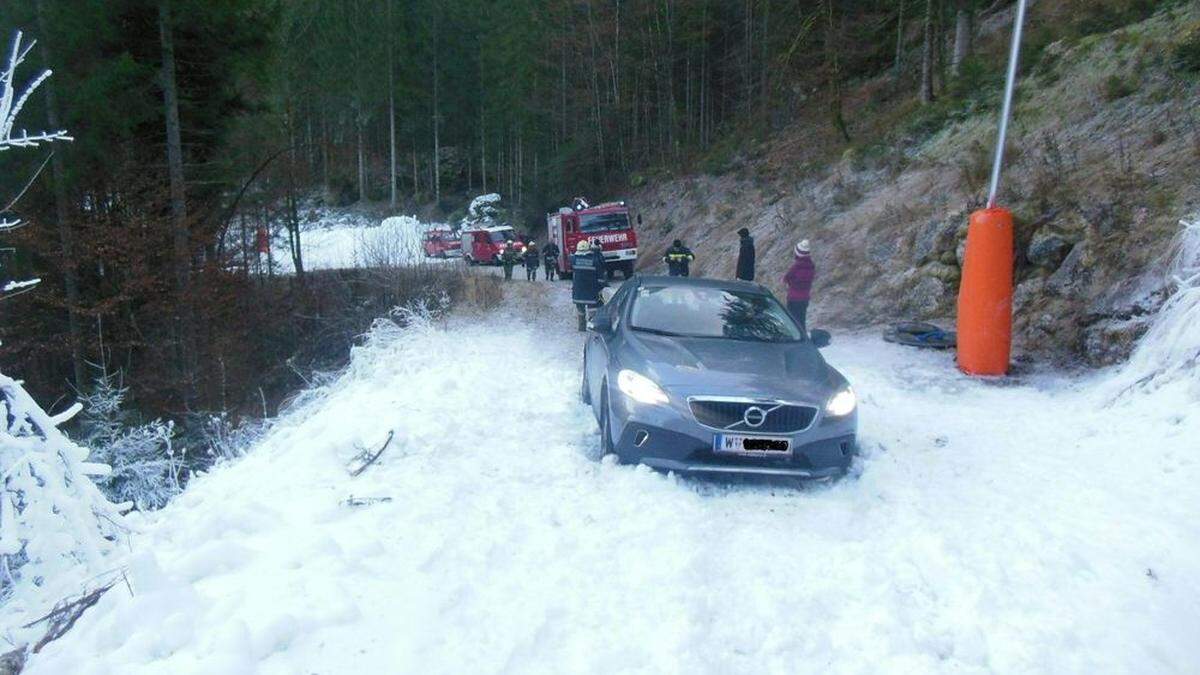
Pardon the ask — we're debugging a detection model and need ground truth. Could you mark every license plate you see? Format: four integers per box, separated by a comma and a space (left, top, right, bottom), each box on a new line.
713, 433, 792, 456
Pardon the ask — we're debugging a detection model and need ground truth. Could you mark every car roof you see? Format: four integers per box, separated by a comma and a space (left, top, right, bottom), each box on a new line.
632, 274, 770, 294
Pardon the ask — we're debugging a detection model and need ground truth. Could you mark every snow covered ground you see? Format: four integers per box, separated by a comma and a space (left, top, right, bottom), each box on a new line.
17, 272, 1200, 673
270, 214, 449, 273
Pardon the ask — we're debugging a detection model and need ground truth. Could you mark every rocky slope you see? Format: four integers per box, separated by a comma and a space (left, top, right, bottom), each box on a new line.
631, 2, 1200, 367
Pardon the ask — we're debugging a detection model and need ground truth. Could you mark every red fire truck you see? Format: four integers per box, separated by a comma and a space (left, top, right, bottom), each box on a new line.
422, 227, 462, 258
460, 225, 527, 265
547, 199, 639, 278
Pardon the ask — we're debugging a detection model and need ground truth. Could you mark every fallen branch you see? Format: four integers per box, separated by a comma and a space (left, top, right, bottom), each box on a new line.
23, 580, 116, 654
346, 430, 394, 477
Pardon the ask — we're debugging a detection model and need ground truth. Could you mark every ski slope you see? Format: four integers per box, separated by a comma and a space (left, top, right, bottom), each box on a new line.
21, 278, 1200, 673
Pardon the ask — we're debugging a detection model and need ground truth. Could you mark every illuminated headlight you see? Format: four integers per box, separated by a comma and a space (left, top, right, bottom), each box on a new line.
825, 388, 857, 417
617, 370, 669, 405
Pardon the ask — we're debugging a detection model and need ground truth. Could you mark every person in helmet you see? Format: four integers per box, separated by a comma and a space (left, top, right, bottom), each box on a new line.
499, 242, 518, 280
572, 239, 607, 331
663, 239, 695, 277
523, 240, 541, 281
589, 238, 608, 277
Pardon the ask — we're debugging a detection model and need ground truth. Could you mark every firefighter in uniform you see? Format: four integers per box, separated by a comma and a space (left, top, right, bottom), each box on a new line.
500, 242, 518, 280
523, 241, 541, 281
663, 239, 695, 277
542, 241, 561, 280
571, 240, 606, 331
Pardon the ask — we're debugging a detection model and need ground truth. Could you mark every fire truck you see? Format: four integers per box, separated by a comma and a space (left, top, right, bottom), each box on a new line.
422, 226, 462, 258
547, 199, 639, 278
460, 224, 527, 265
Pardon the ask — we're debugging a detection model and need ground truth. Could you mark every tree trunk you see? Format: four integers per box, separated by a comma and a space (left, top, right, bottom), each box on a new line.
356, 111, 366, 202
951, 1, 974, 77
387, 0, 397, 208
894, 0, 906, 80
432, 33, 441, 204
920, 0, 936, 104
158, 0, 194, 400
36, 0, 86, 390
159, 0, 188, 288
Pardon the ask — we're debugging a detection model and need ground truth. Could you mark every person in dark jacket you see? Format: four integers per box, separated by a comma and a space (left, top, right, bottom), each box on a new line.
572, 240, 607, 331
663, 240, 695, 277
500, 242, 518, 280
541, 242, 561, 280
782, 239, 815, 335
523, 241, 541, 281
589, 238, 607, 277
735, 228, 755, 281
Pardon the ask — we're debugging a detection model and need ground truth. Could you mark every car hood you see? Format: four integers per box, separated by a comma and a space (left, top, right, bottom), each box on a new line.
624, 331, 844, 402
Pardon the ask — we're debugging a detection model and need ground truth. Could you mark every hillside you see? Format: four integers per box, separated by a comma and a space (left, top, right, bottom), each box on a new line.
631, 1, 1200, 367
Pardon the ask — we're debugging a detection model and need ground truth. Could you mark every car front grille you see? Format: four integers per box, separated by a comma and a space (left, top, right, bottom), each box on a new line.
688, 399, 818, 434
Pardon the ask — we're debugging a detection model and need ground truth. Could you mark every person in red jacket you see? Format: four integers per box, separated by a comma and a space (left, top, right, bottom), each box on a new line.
783, 239, 815, 335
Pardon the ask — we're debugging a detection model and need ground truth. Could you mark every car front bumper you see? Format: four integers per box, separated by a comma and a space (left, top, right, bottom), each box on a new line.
609, 392, 858, 478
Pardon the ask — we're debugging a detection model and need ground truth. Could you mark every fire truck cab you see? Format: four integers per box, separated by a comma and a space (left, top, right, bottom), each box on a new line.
461, 225, 526, 265
547, 199, 639, 279
422, 227, 462, 258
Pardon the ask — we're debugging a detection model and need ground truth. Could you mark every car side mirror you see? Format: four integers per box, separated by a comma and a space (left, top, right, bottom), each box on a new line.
809, 329, 831, 349
587, 313, 613, 333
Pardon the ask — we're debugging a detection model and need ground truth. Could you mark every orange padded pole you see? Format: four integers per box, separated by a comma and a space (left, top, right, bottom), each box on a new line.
956, 208, 1013, 376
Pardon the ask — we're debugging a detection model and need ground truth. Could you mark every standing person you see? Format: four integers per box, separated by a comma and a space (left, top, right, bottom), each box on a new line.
500, 242, 517, 281
735, 227, 756, 282
523, 241, 540, 281
542, 241, 561, 280
663, 239, 695, 277
783, 239, 815, 335
589, 238, 607, 277
572, 240, 606, 331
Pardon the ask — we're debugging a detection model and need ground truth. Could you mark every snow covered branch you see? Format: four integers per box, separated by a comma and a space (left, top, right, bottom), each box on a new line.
0, 31, 71, 152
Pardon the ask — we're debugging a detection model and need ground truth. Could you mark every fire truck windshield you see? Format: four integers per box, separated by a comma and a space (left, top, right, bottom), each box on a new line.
580, 212, 630, 233
488, 229, 515, 243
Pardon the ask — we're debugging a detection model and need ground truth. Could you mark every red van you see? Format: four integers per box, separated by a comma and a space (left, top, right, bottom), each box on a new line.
422, 228, 462, 258
461, 225, 526, 265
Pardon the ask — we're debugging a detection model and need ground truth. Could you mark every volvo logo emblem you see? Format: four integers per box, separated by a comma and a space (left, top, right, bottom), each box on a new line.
743, 406, 767, 428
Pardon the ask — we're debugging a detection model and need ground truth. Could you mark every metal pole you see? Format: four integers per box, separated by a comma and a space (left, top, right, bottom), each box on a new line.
987, 0, 1029, 209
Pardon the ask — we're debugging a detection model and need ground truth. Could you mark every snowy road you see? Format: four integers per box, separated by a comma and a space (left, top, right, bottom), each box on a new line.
25, 281, 1200, 674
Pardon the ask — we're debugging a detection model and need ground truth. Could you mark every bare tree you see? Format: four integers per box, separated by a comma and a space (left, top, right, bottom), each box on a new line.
0, 29, 72, 300
920, 0, 936, 104
951, 0, 975, 78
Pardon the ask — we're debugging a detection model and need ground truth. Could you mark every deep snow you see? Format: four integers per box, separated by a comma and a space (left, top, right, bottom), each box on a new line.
15, 275, 1200, 673
271, 214, 447, 273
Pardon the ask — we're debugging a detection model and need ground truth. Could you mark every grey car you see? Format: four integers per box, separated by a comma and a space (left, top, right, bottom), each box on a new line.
581, 276, 858, 478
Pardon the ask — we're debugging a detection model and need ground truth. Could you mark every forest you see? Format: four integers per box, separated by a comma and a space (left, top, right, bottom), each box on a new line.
0, 0, 1168, 425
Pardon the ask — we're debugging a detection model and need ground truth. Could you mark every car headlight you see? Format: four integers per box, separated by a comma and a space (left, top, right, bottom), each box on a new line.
617, 369, 669, 405
825, 388, 856, 417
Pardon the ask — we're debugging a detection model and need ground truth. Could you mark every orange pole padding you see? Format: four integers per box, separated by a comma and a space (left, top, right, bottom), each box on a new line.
956, 207, 1014, 376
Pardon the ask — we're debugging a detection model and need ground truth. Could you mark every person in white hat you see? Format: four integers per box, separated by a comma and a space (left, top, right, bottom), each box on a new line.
782, 239, 815, 335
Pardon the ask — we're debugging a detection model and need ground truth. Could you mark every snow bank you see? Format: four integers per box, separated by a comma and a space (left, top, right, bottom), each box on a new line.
21, 285, 1200, 672
1106, 217, 1200, 399
273, 215, 446, 273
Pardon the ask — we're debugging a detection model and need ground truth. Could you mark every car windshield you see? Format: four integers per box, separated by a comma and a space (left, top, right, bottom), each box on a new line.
580, 212, 629, 233
488, 230, 514, 243
630, 285, 804, 343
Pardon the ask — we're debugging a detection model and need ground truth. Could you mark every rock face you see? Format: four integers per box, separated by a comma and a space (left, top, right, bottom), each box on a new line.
627, 5, 1199, 366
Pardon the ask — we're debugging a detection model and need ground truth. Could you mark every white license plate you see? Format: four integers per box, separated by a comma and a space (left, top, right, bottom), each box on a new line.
713, 434, 792, 456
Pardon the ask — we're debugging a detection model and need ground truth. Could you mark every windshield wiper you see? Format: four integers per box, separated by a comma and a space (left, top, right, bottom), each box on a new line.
632, 326, 688, 337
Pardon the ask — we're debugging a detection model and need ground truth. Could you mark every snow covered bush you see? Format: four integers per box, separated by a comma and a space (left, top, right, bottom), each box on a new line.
78, 370, 182, 511
0, 375, 124, 603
